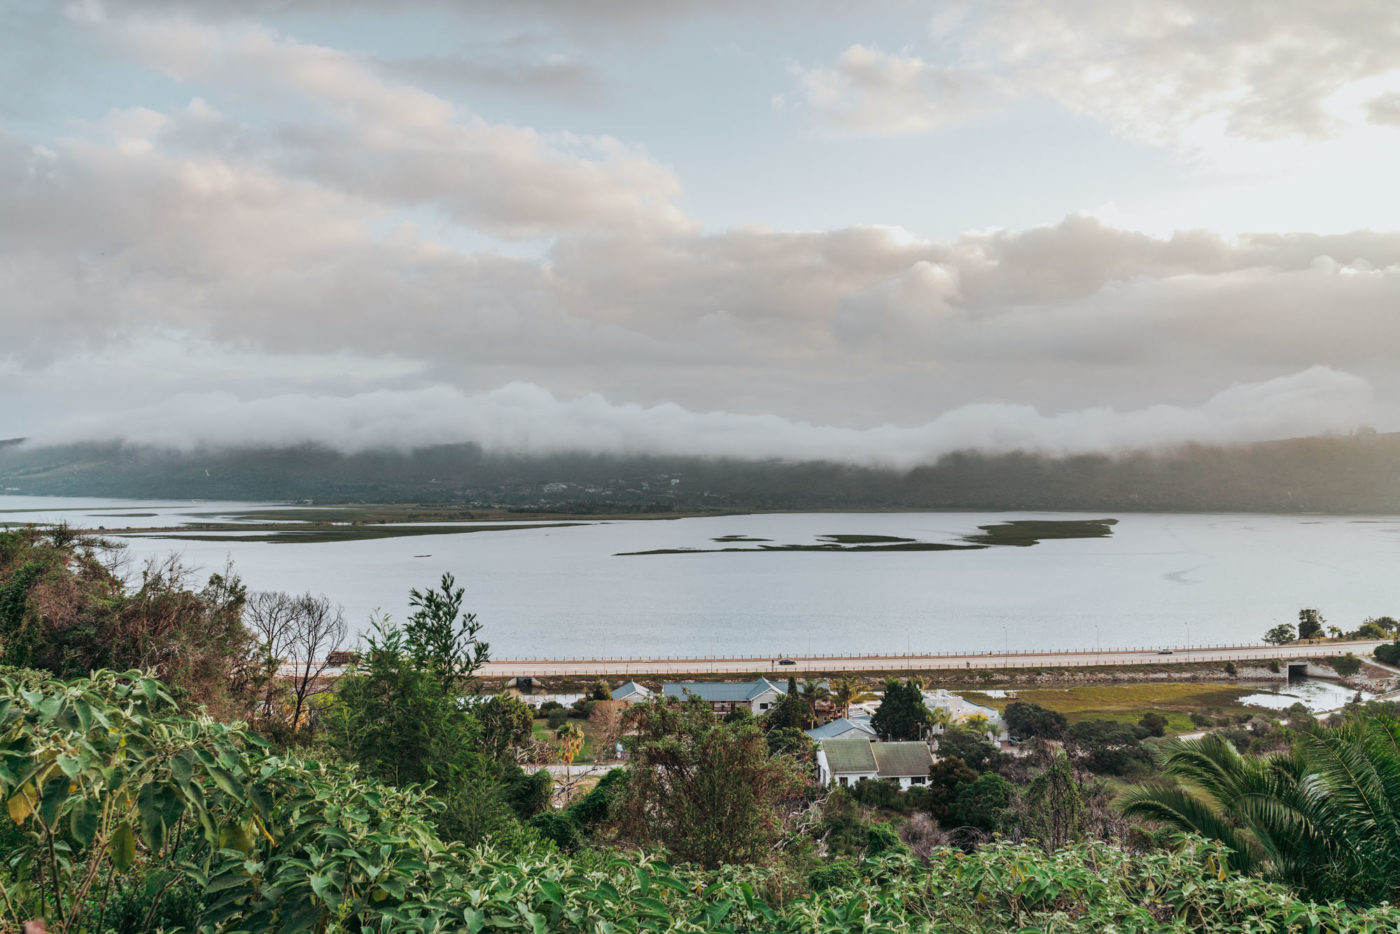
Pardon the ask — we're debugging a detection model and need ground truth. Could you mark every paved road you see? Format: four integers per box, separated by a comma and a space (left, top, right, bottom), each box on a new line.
479, 640, 1385, 678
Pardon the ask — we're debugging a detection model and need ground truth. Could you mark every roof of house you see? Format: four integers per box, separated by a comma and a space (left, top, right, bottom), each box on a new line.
821, 739, 878, 774
822, 740, 932, 777
661, 678, 786, 703
807, 718, 877, 741
871, 742, 934, 777
612, 681, 651, 699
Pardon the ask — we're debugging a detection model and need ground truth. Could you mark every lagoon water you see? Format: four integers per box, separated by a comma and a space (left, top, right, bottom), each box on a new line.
3, 496, 1399, 658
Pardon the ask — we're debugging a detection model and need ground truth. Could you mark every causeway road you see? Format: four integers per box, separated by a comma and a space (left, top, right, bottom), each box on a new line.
478, 640, 1385, 678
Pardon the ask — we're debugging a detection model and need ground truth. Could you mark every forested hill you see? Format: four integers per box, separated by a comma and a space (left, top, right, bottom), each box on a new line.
1, 432, 1398, 514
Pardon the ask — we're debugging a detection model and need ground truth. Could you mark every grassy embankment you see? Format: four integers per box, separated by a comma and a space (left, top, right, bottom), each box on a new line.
960, 682, 1261, 733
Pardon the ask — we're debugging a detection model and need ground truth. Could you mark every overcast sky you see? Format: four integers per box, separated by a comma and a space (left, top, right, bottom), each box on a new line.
5, 0, 1400, 465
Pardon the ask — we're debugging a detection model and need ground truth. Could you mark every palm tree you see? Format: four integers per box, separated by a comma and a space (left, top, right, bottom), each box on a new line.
928, 705, 952, 735
799, 679, 831, 721
962, 713, 992, 740
1120, 714, 1400, 903
831, 677, 859, 718
556, 722, 585, 784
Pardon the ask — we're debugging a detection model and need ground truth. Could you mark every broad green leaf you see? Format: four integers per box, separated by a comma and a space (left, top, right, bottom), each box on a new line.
209, 766, 247, 802
111, 820, 137, 872
138, 781, 166, 853
38, 773, 70, 825
36, 694, 61, 723
56, 754, 83, 779
69, 798, 99, 847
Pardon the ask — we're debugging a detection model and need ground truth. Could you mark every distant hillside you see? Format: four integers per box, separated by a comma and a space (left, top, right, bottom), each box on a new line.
1, 433, 1398, 513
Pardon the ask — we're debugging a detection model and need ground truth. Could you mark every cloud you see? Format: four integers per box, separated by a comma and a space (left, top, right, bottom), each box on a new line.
375, 52, 603, 105
790, 1, 1400, 152
789, 44, 995, 135
6, 4, 1400, 452
24, 368, 1375, 469
105, 16, 687, 238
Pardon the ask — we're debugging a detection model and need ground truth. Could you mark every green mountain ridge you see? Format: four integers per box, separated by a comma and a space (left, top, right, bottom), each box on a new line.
2, 432, 1398, 513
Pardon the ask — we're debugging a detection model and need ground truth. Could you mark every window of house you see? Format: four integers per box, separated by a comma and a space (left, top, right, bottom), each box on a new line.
839, 777, 848, 786
911, 776, 926, 785
759, 703, 770, 710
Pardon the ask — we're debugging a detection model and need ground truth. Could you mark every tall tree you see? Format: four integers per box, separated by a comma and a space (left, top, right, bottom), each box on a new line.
799, 679, 831, 720
477, 693, 536, 760
1021, 753, 1085, 853
872, 678, 933, 741
1298, 608, 1326, 641
556, 722, 585, 783
324, 606, 518, 846
614, 698, 806, 868
765, 677, 815, 730
831, 676, 859, 718
1003, 701, 1068, 741
405, 572, 489, 689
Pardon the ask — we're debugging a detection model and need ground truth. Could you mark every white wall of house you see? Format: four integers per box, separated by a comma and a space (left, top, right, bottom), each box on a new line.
750, 688, 784, 714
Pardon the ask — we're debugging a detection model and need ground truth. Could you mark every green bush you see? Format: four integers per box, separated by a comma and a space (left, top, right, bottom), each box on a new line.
807, 858, 860, 892
529, 812, 581, 851
1375, 643, 1400, 666
1332, 654, 1362, 677
547, 709, 569, 730
569, 697, 596, 719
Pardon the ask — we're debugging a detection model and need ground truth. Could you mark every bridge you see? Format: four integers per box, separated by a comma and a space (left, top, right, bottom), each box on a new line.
476, 640, 1386, 678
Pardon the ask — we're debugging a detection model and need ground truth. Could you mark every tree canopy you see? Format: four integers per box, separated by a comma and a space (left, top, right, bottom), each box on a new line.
872, 678, 933, 741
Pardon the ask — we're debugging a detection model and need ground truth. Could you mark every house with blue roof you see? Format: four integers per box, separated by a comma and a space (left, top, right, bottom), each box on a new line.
611, 681, 653, 704
806, 716, 877, 742
661, 677, 786, 715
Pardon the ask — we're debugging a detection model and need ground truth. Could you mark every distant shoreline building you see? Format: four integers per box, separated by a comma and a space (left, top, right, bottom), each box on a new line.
661, 677, 786, 715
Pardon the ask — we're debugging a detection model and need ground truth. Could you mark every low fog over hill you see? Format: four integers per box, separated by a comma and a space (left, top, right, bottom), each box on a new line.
2, 433, 1397, 514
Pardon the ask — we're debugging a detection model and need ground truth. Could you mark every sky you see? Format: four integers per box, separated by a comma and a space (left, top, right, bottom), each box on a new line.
5, 0, 1400, 466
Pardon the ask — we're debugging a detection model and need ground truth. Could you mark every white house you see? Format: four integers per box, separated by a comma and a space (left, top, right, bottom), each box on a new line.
611, 681, 653, 704
661, 678, 786, 715
816, 740, 933, 789
924, 689, 1007, 741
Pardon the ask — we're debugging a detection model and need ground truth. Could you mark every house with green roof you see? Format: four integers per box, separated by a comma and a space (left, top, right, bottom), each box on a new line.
815, 739, 933, 789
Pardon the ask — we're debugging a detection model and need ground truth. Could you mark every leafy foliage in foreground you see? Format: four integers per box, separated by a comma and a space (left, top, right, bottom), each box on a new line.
1122, 710, 1400, 905
7, 669, 1400, 932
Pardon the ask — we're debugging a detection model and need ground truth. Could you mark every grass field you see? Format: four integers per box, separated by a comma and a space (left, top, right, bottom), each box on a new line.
959, 681, 1258, 733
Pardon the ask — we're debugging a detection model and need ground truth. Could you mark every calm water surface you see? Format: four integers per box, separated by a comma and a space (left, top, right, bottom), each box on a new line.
4, 496, 1398, 658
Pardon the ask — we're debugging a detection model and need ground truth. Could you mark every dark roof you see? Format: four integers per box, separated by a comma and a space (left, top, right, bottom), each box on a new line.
821, 739, 878, 774
823, 740, 932, 777
661, 678, 786, 702
871, 742, 933, 777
